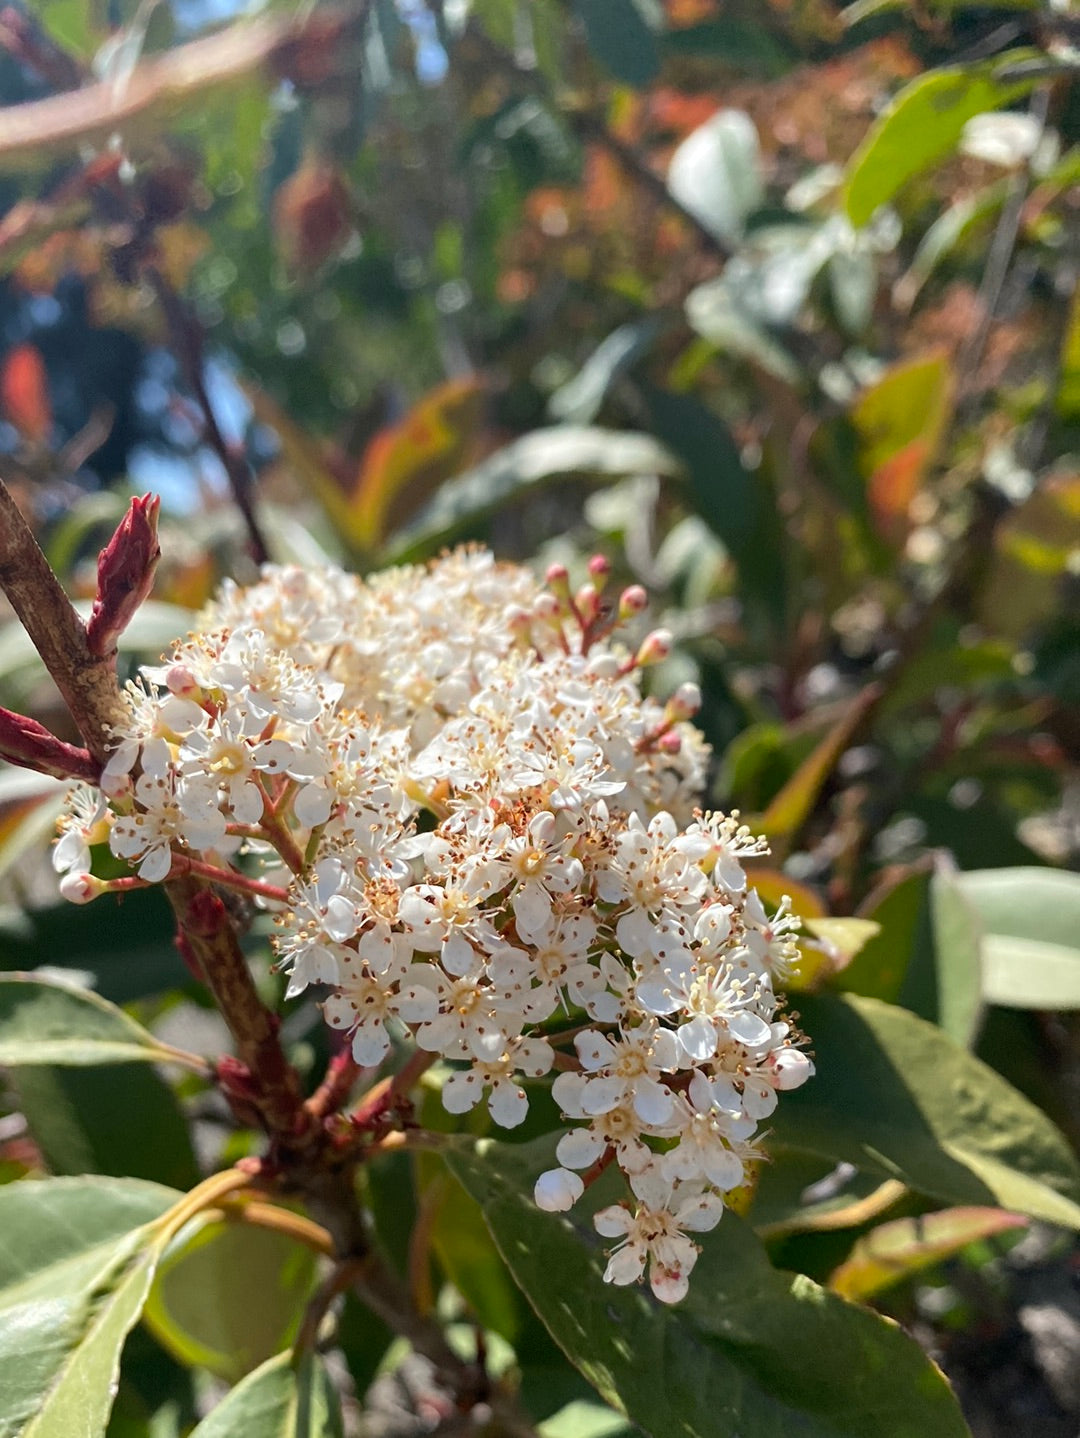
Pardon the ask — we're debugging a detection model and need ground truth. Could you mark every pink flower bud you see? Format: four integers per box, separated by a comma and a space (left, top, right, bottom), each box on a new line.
666, 681, 702, 721
165, 663, 201, 699
618, 584, 648, 618
575, 582, 599, 624
59, 872, 105, 905
86, 493, 161, 660
635, 627, 672, 667
768, 1048, 815, 1091
587, 553, 611, 584
544, 563, 570, 598
0, 705, 98, 782
534, 1167, 584, 1212
657, 729, 682, 754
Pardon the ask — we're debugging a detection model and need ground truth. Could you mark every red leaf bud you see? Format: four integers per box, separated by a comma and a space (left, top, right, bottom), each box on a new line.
86, 494, 161, 660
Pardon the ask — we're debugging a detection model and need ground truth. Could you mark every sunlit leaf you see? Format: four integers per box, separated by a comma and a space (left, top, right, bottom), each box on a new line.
449, 1136, 968, 1438
0, 1176, 180, 1438
144, 1214, 318, 1382
667, 110, 763, 247
0, 974, 204, 1069
957, 867, 1080, 1009
383, 428, 681, 564
844, 50, 1042, 227
188, 1350, 344, 1438
836, 863, 983, 1047
850, 351, 952, 541
351, 378, 487, 551
772, 993, 1080, 1228
829, 1206, 1027, 1301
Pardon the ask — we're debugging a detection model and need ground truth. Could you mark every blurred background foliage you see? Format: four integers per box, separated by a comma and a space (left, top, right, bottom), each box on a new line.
0, 0, 1079, 1433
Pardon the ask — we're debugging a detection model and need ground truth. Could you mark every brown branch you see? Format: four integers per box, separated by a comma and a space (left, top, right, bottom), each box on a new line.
0, 478, 127, 763
147, 268, 270, 566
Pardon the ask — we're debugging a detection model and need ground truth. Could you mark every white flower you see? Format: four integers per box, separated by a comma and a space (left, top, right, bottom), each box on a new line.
594, 1168, 723, 1304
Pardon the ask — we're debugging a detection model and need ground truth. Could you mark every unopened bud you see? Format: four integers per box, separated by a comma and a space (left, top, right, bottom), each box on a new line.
618, 584, 648, 619
657, 729, 682, 755
533, 592, 560, 624
575, 582, 599, 624
544, 563, 571, 601
534, 1167, 584, 1212
86, 494, 161, 660
0, 705, 99, 782
768, 1048, 815, 1091
587, 553, 611, 585
666, 682, 702, 721
635, 627, 673, 667
165, 664, 201, 699
59, 872, 106, 905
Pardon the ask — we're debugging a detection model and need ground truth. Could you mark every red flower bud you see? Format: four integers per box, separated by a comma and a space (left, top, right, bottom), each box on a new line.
86, 494, 161, 660
0, 704, 98, 781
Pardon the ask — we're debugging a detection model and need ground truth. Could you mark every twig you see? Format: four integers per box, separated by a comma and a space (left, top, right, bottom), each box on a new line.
147, 267, 271, 565
465, 23, 732, 263
956, 86, 1052, 402
0, 478, 127, 762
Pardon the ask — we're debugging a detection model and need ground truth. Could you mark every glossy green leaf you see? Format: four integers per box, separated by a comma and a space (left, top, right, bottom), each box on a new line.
15, 1060, 200, 1190
957, 867, 1080, 1009
0, 974, 202, 1069
667, 110, 763, 247
418, 1158, 521, 1343
829, 1207, 1027, 1301
0, 1177, 180, 1438
188, 1350, 344, 1438
771, 993, 1080, 1228
836, 865, 983, 1047
448, 1137, 968, 1438
844, 50, 1042, 227
144, 1215, 318, 1382
382, 428, 681, 564
573, 0, 661, 88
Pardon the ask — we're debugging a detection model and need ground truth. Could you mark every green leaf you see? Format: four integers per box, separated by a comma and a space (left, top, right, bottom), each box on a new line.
771, 993, 1080, 1228
758, 685, 882, 848
15, 1060, 200, 1190
662, 22, 790, 76
381, 428, 681, 564
667, 110, 763, 247
685, 277, 802, 383
0, 1177, 180, 1438
636, 383, 758, 559
144, 1216, 318, 1382
0, 975, 202, 1069
829, 1207, 1027, 1302
573, 0, 662, 88
448, 1136, 968, 1438
417, 1157, 522, 1343
549, 320, 663, 426
844, 50, 1042, 227
956, 867, 1080, 1009
188, 1350, 344, 1438
836, 865, 983, 1047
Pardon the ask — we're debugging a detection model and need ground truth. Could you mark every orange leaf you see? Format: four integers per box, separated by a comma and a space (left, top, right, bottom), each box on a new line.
830, 1207, 1027, 1302
0, 343, 51, 443
851, 349, 952, 543
349, 377, 487, 552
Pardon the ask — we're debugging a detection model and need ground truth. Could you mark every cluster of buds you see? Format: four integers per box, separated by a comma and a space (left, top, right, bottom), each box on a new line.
53, 547, 812, 1304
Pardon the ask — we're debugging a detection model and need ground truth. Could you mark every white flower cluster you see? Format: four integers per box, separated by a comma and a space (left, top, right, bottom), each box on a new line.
53, 548, 812, 1304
